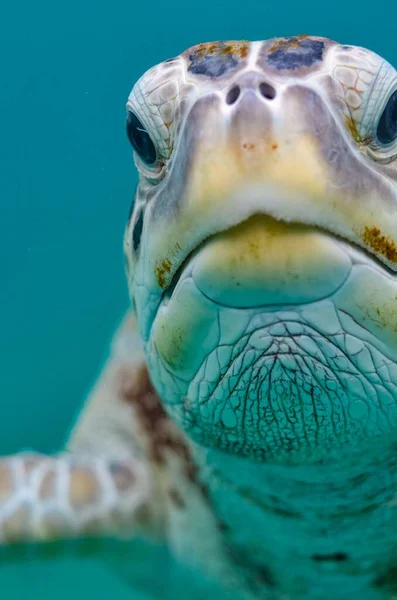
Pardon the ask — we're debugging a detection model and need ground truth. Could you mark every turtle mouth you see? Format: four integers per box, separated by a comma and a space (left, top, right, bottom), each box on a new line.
160, 213, 396, 311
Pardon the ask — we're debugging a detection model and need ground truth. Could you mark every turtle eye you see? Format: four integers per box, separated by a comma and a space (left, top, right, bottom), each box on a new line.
376, 90, 397, 145
126, 110, 157, 166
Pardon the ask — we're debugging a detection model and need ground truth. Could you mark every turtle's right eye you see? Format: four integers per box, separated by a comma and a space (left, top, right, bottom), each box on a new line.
376, 89, 397, 145
126, 111, 157, 166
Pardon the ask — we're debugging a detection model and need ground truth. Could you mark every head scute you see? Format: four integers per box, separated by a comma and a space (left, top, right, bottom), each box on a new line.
185, 41, 251, 78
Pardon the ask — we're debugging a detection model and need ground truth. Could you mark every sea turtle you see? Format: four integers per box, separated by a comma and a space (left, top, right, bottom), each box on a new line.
2, 34, 397, 600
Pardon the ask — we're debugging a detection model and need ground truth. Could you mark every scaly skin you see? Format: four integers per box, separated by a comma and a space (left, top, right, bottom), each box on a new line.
0, 453, 151, 543
2, 36, 397, 599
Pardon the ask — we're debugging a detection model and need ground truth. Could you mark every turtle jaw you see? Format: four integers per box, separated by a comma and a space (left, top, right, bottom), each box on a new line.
165, 214, 352, 309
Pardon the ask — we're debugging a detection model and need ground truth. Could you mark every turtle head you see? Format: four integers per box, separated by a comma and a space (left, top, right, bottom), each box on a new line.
124, 36, 397, 463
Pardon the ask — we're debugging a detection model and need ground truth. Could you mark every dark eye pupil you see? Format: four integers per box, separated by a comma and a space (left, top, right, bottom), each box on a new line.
377, 90, 397, 145
126, 111, 157, 165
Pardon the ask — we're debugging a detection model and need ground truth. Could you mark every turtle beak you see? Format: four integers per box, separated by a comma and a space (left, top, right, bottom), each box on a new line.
185, 90, 328, 216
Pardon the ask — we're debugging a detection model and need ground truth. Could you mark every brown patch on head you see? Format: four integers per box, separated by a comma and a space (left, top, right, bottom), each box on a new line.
118, 363, 198, 482
155, 258, 172, 288
261, 35, 329, 74
193, 42, 218, 56
363, 226, 397, 263
268, 33, 309, 54
186, 41, 250, 78
190, 41, 249, 60
220, 41, 249, 59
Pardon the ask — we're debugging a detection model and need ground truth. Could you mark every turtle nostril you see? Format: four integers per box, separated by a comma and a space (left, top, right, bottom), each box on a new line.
259, 82, 276, 100
226, 85, 241, 105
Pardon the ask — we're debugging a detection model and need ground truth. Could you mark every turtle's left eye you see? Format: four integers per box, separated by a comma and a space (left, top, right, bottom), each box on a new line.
126, 110, 157, 166
376, 90, 397, 145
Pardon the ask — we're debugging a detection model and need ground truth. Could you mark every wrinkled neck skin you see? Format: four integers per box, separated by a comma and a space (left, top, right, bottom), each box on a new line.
147, 285, 397, 597
192, 438, 397, 600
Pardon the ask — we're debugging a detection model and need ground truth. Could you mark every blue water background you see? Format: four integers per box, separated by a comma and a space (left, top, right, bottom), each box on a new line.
1, 0, 396, 597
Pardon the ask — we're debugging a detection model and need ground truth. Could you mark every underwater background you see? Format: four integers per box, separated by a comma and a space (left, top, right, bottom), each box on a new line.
1, 0, 397, 597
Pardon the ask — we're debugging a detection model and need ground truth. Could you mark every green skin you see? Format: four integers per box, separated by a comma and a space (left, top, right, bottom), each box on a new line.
1, 36, 397, 600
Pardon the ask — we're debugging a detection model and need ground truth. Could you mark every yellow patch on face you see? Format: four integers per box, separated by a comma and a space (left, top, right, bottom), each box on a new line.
200, 214, 332, 270
186, 133, 328, 216
192, 215, 351, 306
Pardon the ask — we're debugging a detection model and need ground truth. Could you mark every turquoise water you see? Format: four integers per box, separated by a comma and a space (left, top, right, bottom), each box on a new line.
1, 0, 397, 597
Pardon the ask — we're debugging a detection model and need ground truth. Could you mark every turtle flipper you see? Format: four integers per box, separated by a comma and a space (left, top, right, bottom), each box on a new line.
0, 452, 153, 544
0, 312, 166, 545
